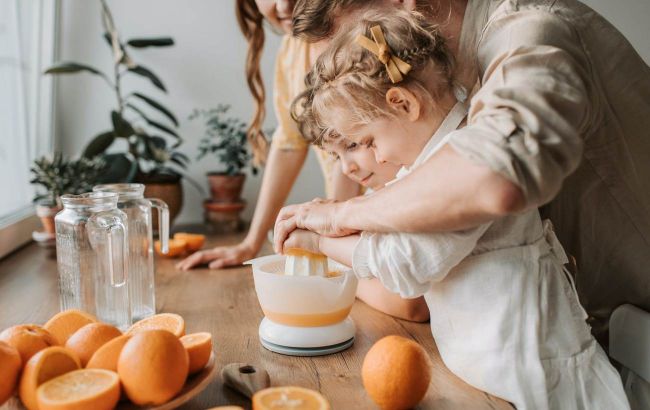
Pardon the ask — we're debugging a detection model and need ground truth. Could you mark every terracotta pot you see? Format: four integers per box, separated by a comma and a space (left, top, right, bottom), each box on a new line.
203, 200, 246, 233
35, 204, 61, 235
207, 173, 246, 203
143, 181, 183, 230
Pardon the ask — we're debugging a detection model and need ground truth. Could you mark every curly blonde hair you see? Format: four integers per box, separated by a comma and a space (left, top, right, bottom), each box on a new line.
292, 10, 453, 146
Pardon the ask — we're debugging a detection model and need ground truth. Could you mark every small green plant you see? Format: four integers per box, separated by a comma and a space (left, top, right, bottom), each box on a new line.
43, 0, 190, 185
191, 105, 258, 176
30, 153, 108, 206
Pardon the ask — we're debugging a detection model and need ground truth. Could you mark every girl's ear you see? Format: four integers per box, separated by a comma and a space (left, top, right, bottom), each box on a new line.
386, 87, 421, 122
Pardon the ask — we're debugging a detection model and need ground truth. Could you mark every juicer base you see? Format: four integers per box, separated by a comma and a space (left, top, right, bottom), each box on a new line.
258, 317, 356, 356
260, 336, 354, 357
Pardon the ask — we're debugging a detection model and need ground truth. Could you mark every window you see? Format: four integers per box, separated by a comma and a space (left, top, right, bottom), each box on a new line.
0, 0, 57, 258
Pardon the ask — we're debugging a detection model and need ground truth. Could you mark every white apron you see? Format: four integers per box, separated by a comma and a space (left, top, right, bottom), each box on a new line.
354, 100, 629, 409
425, 221, 629, 409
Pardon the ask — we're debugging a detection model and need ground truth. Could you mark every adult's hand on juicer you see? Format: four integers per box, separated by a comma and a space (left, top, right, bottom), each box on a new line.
283, 229, 322, 255
175, 241, 257, 271
273, 199, 358, 254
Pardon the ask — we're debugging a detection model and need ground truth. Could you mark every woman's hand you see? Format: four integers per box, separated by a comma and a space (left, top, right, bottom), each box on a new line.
175, 241, 258, 271
283, 229, 322, 255
273, 198, 358, 253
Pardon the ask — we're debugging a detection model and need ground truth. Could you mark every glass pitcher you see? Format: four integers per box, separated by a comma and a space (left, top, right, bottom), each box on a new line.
93, 183, 169, 321
54, 192, 131, 329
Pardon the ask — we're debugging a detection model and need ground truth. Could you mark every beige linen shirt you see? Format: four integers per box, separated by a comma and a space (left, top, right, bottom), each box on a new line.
449, 0, 650, 343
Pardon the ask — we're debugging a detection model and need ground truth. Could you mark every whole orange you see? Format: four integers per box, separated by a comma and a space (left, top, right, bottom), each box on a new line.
64, 323, 122, 367
361, 335, 432, 410
0, 324, 57, 364
118, 329, 189, 406
44, 309, 97, 345
86, 334, 131, 371
0, 341, 21, 406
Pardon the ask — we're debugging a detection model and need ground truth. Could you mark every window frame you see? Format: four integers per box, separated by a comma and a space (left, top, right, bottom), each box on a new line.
0, 0, 59, 259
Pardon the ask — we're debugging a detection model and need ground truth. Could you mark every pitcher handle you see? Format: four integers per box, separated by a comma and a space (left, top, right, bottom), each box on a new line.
148, 198, 169, 254
106, 220, 128, 287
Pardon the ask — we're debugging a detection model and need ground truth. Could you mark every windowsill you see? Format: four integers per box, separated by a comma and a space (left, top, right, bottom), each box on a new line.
0, 209, 41, 259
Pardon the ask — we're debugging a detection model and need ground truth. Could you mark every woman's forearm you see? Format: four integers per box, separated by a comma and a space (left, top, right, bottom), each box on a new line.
245, 143, 308, 249
339, 144, 525, 233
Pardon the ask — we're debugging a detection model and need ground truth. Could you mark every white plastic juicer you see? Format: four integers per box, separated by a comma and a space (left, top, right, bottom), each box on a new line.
246, 255, 358, 356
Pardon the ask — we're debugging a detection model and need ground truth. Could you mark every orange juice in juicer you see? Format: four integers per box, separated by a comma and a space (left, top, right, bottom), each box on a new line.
246, 252, 358, 356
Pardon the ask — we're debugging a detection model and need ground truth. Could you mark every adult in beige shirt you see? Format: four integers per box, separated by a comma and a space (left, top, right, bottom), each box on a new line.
276, 0, 650, 345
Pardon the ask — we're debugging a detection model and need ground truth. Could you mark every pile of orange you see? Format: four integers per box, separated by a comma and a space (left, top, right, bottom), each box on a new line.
0, 309, 213, 409
155, 232, 206, 258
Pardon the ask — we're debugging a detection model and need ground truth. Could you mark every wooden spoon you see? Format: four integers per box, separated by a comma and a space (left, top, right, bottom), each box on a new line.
221, 363, 271, 399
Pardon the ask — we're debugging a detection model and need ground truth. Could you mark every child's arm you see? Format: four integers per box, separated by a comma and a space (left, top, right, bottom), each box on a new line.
356, 278, 429, 322
285, 231, 429, 322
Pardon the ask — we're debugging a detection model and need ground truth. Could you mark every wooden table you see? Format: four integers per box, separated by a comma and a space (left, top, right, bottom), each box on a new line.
0, 232, 511, 410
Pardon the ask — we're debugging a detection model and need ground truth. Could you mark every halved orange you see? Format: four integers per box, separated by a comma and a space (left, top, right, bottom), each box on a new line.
64, 323, 122, 367
173, 233, 206, 251
252, 386, 330, 410
86, 334, 131, 371
0, 341, 21, 406
19, 346, 81, 410
44, 309, 97, 345
36, 368, 120, 410
155, 238, 187, 257
126, 313, 185, 338
180, 332, 212, 374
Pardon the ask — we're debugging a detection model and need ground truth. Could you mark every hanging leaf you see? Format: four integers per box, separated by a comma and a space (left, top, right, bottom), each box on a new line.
130, 92, 178, 126
128, 65, 166, 92
111, 111, 135, 138
44, 62, 107, 79
127, 37, 174, 48
83, 131, 115, 158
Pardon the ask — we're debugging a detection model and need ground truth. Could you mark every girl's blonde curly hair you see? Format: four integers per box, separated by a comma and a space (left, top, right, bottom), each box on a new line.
291, 10, 454, 146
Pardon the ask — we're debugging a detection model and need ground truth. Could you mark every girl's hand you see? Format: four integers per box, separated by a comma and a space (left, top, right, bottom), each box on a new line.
175, 241, 258, 271
274, 199, 358, 253
283, 229, 322, 255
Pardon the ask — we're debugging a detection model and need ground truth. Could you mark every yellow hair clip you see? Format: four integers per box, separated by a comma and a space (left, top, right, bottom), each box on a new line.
355, 25, 412, 83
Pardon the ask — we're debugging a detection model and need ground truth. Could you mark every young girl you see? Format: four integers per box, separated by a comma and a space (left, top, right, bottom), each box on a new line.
285, 10, 629, 409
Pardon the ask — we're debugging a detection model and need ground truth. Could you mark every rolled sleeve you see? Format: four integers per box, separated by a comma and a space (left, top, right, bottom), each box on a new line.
450, 11, 590, 206
352, 224, 491, 298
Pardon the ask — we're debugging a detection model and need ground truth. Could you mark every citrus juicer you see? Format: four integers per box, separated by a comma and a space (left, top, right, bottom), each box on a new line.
246, 254, 358, 356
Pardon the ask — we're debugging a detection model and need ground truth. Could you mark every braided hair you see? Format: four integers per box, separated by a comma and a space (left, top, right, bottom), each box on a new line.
291, 10, 454, 147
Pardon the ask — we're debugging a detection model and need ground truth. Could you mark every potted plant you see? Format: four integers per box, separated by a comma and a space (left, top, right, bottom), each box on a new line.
30, 153, 107, 234
191, 104, 258, 203
43, 0, 199, 226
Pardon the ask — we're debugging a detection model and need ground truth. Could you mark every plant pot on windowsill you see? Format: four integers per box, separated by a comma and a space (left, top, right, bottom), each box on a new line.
207, 172, 245, 203
35, 201, 61, 235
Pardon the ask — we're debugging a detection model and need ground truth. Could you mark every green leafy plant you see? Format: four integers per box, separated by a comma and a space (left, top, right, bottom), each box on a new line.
43, 0, 193, 187
30, 153, 108, 206
191, 105, 258, 176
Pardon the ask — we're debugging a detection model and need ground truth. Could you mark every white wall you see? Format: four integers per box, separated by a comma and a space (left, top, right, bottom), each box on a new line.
55, 0, 324, 224
54, 0, 650, 225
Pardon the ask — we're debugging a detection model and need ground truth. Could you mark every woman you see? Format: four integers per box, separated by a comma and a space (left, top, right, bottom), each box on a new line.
176, 0, 359, 271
